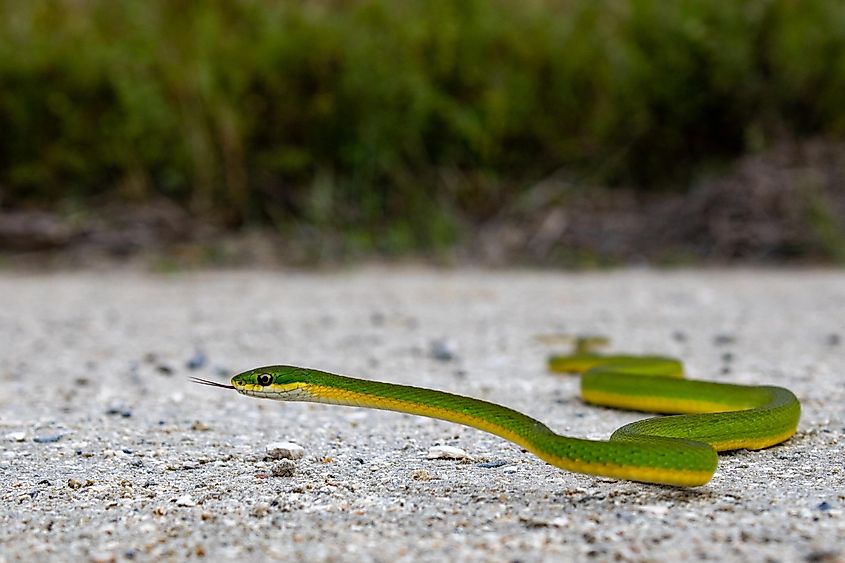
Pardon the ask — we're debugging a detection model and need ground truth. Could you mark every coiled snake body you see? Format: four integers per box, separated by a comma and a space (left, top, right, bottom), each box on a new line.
194, 346, 800, 487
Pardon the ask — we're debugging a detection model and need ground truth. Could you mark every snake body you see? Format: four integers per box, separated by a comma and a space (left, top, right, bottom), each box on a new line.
195, 350, 800, 487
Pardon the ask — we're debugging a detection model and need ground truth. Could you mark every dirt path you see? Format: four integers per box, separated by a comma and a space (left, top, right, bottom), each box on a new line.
0, 268, 842, 561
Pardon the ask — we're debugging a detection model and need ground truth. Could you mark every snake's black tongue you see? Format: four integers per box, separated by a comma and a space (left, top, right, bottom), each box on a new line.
189, 377, 235, 390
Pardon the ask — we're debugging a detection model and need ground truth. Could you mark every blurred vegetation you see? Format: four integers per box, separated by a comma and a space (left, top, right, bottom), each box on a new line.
1, 0, 845, 255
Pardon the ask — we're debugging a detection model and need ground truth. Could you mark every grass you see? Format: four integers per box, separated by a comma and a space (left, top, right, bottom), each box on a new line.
2, 0, 845, 255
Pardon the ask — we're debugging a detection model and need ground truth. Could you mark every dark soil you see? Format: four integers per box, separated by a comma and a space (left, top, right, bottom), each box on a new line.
2, 140, 844, 268
471, 139, 845, 265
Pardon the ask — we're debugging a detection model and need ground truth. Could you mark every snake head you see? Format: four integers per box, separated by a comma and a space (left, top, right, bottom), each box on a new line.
230, 365, 313, 397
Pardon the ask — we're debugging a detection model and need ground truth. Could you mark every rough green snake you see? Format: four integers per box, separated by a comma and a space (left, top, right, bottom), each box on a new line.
193, 341, 800, 486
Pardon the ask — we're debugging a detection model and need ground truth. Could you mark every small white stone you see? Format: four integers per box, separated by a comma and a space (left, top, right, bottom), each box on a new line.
426, 445, 472, 460
501, 465, 518, 474
89, 551, 116, 563
175, 495, 196, 507
271, 459, 297, 477
549, 516, 570, 527
6, 432, 25, 442
266, 441, 304, 460
411, 469, 433, 481
251, 502, 271, 517
639, 505, 669, 516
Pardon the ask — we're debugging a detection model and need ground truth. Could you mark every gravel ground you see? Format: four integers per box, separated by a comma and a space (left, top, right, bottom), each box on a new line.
0, 268, 843, 562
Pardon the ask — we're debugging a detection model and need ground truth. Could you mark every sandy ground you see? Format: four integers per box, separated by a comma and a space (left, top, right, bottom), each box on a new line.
0, 268, 842, 562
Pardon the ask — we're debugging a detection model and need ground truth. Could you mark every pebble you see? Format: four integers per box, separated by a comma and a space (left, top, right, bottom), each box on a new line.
477, 460, 508, 468
501, 465, 518, 474
713, 334, 736, 346
427, 445, 472, 460
186, 349, 208, 370
66, 478, 94, 489
266, 441, 305, 460
521, 515, 570, 528
429, 339, 457, 362
639, 505, 669, 516
272, 460, 297, 477
33, 434, 63, 443
105, 402, 132, 418
411, 469, 433, 481
251, 502, 271, 517
89, 551, 116, 563
6, 432, 26, 442
175, 495, 196, 507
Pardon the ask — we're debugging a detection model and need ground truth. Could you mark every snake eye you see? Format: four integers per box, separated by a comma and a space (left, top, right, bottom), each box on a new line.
256, 373, 273, 386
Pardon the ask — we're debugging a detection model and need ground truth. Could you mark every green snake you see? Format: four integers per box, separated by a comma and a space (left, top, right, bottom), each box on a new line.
192, 342, 800, 486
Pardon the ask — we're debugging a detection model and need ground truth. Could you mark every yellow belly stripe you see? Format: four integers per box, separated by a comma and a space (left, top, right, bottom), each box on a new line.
710, 425, 798, 452
582, 389, 747, 415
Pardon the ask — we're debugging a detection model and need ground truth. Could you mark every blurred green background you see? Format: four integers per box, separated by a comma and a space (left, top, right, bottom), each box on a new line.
1, 0, 844, 264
